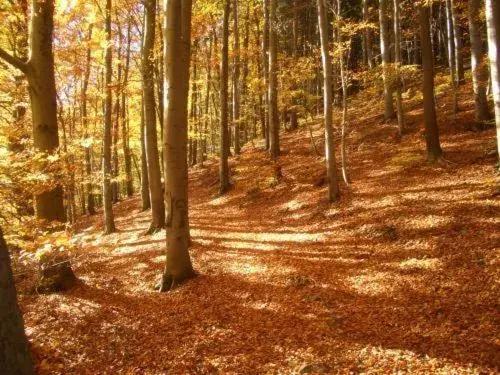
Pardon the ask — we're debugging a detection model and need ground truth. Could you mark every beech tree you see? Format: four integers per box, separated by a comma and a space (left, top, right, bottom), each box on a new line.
268, 0, 279, 158
0, 0, 65, 222
143, 0, 165, 233
317, 0, 340, 201
420, 1, 442, 162
379, 0, 395, 120
102, 0, 116, 234
486, 0, 500, 160
160, 0, 195, 291
0, 227, 34, 374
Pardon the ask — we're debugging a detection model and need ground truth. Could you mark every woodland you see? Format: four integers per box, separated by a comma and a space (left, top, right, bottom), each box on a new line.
0, 0, 499, 373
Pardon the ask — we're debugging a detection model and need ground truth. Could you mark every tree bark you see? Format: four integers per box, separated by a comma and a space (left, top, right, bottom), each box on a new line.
379, 0, 395, 120
263, 0, 270, 149
268, 0, 280, 158
486, 0, 500, 160
122, 22, 134, 197
143, 0, 165, 233
468, 0, 491, 123
103, 0, 116, 234
219, 0, 231, 194
140, 94, 151, 211
446, 0, 459, 113
420, 3, 443, 162
0, 0, 66, 222
233, 0, 241, 154
317, 0, 340, 202
0, 227, 34, 375
393, 0, 405, 134
160, 0, 195, 291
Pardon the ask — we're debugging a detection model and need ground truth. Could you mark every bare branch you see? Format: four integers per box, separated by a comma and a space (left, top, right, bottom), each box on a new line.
0, 48, 28, 74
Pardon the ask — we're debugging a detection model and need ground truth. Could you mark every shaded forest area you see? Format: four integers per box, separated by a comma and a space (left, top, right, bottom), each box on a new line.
0, 0, 499, 373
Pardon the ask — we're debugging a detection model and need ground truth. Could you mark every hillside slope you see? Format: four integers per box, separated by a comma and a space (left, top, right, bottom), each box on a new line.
19, 83, 499, 373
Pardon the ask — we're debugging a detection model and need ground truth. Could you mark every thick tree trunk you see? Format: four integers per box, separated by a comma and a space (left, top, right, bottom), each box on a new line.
420, 3, 443, 162
160, 0, 195, 291
379, 0, 395, 120
486, 0, 500, 159
143, 0, 165, 233
468, 0, 491, 123
233, 0, 241, 154
219, 0, 231, 194
0, 227, 34, 375
268, 0, 280, 158
0, 0, 66, 222
317, 0, 340, 202
102, 0, 116, 234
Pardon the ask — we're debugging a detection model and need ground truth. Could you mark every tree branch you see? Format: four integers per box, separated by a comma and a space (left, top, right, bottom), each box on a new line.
0, 48, 28, 75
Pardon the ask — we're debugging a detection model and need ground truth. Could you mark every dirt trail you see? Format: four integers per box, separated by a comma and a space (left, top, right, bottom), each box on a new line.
20, 85, 499, 373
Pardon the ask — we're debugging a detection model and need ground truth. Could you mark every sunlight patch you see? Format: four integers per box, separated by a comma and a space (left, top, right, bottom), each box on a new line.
220, 240, 278, 251
348, 271, 395, 296
399, 258, 441, 270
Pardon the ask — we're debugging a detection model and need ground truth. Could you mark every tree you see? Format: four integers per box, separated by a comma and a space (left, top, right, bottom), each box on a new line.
233, 0, 241, 155
379, 0, 395, 120
102, 0, 116, 234
393, 0, 405, 134
262, 0, 270, 148
317, 0, 340, 202
0, 227, 34, 375
468, 0, 491, 123
143, 0, 166, 233
419, 1, 442, 162
486, 0, 500, 160
0, 0, 65, 222
160, 0, 195, 291
219, 0, 231, 194
268, 0, 280, 158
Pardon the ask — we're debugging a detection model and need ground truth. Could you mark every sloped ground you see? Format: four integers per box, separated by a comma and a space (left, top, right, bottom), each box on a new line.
19, 83, 499, 374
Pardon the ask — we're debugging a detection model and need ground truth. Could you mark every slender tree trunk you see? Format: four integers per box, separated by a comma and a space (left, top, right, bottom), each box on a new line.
160, 0, 195, 291
202, 33, 213, 165
317, 0, 340, 202
122, 23, 134, 197
219, 0, 231, 194
268, 0, 280, 158
0, 227, 34, 375
233, 0, 241, 154
82, 24, 95, 215
263, 0, 270, 148
468, 0, 491, 123
380, 0, 395, 120
451, 0, 465, 84
140, 94, 151, 211
486, 0, 500, 159
103, 0, 116, 233
363, 0, 374, 68
393, 0, 405, 134
446, 0, 459, 114
143, 0, 165, 233
420, 3, 443, 162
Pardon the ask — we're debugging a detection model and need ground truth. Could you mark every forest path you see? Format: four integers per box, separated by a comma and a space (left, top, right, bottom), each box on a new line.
21, 87, 499, 373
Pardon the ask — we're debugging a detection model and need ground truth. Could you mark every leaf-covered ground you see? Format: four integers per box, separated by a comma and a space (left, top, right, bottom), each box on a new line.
19, 84, 499, 374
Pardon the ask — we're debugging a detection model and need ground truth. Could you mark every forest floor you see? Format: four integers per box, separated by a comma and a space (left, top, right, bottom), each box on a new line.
18, 82, 499, 374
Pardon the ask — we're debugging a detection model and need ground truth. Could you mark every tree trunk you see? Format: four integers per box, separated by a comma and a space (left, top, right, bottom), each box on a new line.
0, 227, 34, 375
122, 22, 134, 197
451, 0, 465, 84
219, 0, 231, 194
363, 0, 374, 68
0, 0, 66, 222
446, 0, 459, 113
420, 3, 443, 162
379, 0, 395, 120
102, 0, 116, 234
486, 0, 500, 160
263, 0, 270, 149
233, 0, 241, 154
82, 24, 95, 215
468, 0, 491, 123
160, 0, 195, 291
140, 94, 151, 211
317, 0, 340, 202
143, 0, 165, 233
268, 0, 280, 158
393, 0, 405, 134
